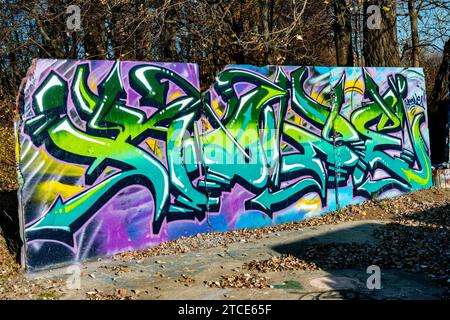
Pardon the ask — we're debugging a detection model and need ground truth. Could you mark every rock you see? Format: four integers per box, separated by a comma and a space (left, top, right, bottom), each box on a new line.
116, 288, 127, 295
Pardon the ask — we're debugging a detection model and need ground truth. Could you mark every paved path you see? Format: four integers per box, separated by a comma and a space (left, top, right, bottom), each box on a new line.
26, 220, 445, 300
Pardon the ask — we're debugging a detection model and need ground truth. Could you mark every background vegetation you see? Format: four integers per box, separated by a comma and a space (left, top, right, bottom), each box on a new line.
0, 0, 449, 191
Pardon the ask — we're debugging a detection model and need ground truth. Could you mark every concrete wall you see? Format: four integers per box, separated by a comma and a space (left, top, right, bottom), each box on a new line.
16, 60, 432, 270
433, 168, 450, 187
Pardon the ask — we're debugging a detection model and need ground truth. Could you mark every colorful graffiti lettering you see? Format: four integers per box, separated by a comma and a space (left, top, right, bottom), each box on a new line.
405, 94, 424, 108
16, 60, 431, 270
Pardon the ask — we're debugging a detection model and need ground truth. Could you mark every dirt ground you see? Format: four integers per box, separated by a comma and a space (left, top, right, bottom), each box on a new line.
0, 187, 449, 300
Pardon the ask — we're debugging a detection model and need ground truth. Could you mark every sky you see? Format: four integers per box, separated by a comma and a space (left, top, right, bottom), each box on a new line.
396, 2, 449, 53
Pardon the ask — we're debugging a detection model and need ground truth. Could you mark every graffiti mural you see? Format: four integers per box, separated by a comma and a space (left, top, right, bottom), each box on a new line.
16, 60, 431, 270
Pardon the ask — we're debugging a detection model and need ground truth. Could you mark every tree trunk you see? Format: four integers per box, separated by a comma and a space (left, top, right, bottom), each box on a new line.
408, 0, 420, 67
334, 0, 353, 66
363, 0, 400, 66
261, 0, 274, 64
428, 39, 450, 164
162, 4, 178, 61
430, 39, 450, 111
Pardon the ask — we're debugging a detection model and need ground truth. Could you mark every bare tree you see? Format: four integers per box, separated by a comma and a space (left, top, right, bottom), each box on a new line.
398, 0, 450, 65
428, 38, 449, 163
408, 0, 420, 66
333, 0, 354, 65
363, 0, 401, 66
430, 38, 450, 112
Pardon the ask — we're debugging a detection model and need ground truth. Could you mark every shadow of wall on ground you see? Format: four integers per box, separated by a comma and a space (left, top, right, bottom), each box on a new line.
270, 204, 450, 300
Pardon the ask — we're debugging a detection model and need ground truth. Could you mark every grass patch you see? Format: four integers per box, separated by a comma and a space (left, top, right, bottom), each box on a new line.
37, 291, 57, 300
271, 280, 304, 291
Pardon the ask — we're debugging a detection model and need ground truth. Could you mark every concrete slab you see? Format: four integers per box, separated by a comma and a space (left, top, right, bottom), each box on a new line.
23, 220, 445, 300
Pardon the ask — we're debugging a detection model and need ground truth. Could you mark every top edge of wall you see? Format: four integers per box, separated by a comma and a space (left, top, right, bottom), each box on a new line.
30, 59, 424, 71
